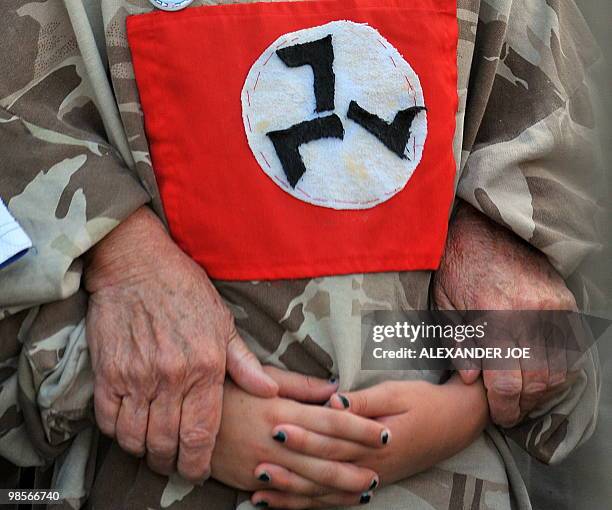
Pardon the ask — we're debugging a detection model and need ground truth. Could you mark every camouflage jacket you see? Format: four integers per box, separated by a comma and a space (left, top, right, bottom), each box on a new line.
0, 0, 603, 509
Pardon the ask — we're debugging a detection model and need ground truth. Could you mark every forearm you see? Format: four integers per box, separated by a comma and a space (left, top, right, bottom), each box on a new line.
437, 373, 489, 453
399, 375, 489, 478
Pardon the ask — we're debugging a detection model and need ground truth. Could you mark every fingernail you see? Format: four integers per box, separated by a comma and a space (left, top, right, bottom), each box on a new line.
338, 394, 350, 409
369, 477, 379, 490
360, 492, 372, 505
258, 471, 271, 483
273, 431, 287, 443
381, 429, 391, 445
255, 501, 269, 508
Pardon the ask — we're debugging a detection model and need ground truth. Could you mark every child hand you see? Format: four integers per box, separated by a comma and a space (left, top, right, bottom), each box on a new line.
211, 368, 390, 507
253, 375, 487, 508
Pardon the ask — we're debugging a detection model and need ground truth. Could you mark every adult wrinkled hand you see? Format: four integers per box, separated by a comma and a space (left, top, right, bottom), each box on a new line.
84, 207, 278, 483
433, 201, 578, 428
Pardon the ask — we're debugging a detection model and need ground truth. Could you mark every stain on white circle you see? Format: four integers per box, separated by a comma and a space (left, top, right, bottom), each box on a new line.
242, 21, 428, 210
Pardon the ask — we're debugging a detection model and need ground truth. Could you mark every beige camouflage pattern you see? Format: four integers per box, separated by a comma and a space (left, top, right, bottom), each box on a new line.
0, 0, 604, 509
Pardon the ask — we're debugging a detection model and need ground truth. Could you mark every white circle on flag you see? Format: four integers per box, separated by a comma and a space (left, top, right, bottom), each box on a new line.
148, 0, 194, 11
241, 21, 428, 210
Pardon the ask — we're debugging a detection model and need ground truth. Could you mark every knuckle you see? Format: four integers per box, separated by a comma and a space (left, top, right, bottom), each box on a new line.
193, 350, 224, 375
304, 375, 324, 390
549, 373, 567, 388
523, 378, 547, 396
99, 363, 120, 381
267, 404, 287, 427
319, 464, 339, 486
125, 360, 150, 383
118, 435, 144, 456
251, 440, 268, 460
158, 360, 186, 386
268, 410, 287, 428
352, 394, 368, 415
96, 420, 115, 438
94, 400, 116, 423
94, 408, 117, 436
322, 413, 336, 434
523, 387, 546, 399
490, 377, 522, 397
379, 380, 404, 401
307, 485, 329, 498
318, 439, 338, 460
180, 427, 215, 451
147, 438, 177, 459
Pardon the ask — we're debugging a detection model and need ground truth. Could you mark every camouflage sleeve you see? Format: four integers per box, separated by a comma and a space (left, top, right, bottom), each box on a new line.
457, 0, 603, 464
457, 0, 604, 279
0, 1, 150, 316
505, 347, 600, 465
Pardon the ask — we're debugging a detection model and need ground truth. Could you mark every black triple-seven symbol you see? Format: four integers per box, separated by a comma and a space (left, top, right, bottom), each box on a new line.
267, 35, 426, 188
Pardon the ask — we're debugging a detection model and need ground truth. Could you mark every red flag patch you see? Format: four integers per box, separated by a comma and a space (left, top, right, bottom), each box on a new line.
127, 0, 458, 280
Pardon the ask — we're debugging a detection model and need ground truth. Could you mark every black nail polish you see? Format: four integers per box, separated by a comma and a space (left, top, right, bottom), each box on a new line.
273, 431, 287, 443
255, 501, 269, 508
381, 430, 390, 445
258, 472, 271, 483
369, 478, 378, 490
339, 394, 350, 408
360, 493, 372, 505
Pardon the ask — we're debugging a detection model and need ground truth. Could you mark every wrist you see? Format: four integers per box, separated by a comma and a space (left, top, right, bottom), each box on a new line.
437, 374, 489, 447
84, 207, 176, 292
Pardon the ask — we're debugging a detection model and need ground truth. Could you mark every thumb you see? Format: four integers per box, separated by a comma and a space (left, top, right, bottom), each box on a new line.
458, 369, 481, 385
328, 383, 405, 417
264, 365, 339, 403
226, 329, 278, 398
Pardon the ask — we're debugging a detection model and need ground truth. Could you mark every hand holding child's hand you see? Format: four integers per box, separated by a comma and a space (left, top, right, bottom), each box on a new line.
433, 201, 578, 427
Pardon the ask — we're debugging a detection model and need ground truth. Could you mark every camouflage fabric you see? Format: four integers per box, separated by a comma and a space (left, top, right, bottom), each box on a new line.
0, 0, 604, 509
